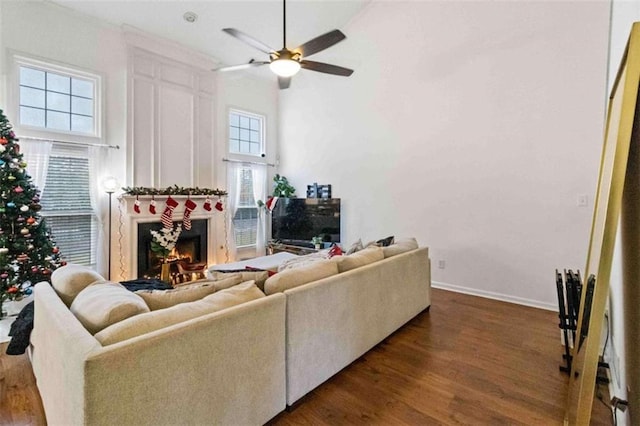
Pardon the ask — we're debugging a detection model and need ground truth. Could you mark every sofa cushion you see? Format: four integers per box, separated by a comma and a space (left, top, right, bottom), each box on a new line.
207, 270, 269, 291
382, 237, 419, 258
51, 264, 105, 306
335, 246, 384, 273
70, 282, 150, 334
264, 260, 339, 295
94, 281, 265, 346
135, 278, 230, 311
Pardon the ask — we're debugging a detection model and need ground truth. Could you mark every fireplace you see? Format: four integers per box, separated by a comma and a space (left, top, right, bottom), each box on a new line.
137, 219, 208, 282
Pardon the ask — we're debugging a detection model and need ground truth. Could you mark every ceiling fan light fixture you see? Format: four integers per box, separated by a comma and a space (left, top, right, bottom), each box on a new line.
270, 59, 301, 77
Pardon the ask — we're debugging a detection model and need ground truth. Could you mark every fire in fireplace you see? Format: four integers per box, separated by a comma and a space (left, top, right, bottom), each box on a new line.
137, 220, 208, 283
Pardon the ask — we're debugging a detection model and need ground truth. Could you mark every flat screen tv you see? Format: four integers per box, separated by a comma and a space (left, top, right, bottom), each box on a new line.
271, 198, 341, 246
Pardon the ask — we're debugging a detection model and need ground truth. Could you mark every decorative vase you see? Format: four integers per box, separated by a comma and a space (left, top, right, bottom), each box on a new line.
160, 263, 171, 283
314, 244, 322, 250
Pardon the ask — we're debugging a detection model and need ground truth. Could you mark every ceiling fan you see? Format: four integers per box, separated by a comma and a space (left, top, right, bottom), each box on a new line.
217, 0, 354, 89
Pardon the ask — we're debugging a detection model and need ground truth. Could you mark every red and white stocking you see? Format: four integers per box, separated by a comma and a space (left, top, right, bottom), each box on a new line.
183, 198, 197, 230
161, 196, 179, 228
149, 197, 157, 215
133, 196, 141, 214
203, 196, 212, 212
215, 197, 224, 212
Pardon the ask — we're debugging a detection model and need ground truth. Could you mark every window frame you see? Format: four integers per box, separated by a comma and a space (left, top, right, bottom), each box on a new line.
227, 108, 266, 159
10, 53, 103, 142
227, 108, 268, 254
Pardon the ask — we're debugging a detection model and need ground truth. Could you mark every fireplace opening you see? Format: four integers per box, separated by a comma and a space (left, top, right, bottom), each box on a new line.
137, 220, 208, 284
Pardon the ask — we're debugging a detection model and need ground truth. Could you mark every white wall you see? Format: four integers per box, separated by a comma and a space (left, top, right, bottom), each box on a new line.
279, 0, 610, 309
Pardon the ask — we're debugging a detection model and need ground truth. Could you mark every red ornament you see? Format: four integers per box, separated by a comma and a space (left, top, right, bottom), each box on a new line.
31, 266, 39, 273
0, 138, 7, 145
52, 247, 59, 254
0, 273, 8, 279
7, 286, 17, 294
42, 269, 51, 275
27, 217, 36, 225
14, 186, 24, 193
61, 261, 67, 266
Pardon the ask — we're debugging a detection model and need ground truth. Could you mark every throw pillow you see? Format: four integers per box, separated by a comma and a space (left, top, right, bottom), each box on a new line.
51, 264, 105, 306
345, 239, 364, 255
382, 237, 420, 258
376, 235, 395, 247
328, 244, 343, 258
135, 280, 223, 311
334, 246, 384, 273
265, 260, 339, 295
70, 282, 150, 334
95, 281, 265, 346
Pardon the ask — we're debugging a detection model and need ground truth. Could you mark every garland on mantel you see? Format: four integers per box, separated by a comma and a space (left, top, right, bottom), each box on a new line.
122, 185, 227, 197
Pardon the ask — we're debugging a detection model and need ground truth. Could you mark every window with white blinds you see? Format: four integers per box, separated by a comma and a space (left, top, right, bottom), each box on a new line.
233, 167, 258, 247
40, 144, 96, 266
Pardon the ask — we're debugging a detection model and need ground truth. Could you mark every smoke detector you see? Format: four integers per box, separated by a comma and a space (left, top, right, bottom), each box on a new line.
183, 12, 198, 23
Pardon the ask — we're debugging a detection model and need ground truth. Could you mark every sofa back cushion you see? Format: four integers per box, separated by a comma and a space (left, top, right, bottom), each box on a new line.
334, 246, 384, 273
207, 270, 269, 291
382, 237, 420, 258
135, 278, 235, 311
95, 281, 265, 346
51, 264, 105, 306
264, 260, 339, 295
70, 282, 150, 334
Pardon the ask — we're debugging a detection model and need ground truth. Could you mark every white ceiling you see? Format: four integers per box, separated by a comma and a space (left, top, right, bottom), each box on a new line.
47, 0, 370, 68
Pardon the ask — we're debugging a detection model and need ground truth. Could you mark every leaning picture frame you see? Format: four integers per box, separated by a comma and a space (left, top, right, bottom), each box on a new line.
565, 21, 640, 425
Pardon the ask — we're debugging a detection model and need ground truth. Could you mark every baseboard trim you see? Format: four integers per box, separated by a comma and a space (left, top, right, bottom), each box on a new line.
431, 281, 557, 311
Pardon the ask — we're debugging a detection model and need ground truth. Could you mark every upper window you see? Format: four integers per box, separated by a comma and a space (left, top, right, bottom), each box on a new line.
229, 110, 264, 157
17, 58, 99, 136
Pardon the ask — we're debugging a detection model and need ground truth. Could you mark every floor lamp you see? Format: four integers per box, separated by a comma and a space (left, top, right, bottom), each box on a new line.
102, 176, 119, 280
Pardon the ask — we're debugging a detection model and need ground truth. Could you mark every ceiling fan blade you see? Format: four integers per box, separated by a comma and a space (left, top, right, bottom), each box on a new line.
301, 60, 354, 77
216, 61, 269, 72
222, 28, 276, 54
278, 76, 291, 90
294, 30, 346, 58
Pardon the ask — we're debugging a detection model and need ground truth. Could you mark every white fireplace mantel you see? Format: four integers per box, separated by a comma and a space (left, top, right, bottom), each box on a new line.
115, 195, 222, 281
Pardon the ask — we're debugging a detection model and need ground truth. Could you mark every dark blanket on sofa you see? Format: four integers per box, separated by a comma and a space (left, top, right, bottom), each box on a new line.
5, 301, 34, 355
5, 279, 173, 355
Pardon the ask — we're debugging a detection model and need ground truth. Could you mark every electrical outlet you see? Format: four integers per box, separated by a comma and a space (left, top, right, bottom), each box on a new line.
438, 260, 446, 269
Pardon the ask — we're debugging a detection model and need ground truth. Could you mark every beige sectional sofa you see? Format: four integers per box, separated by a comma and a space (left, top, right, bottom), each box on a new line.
31, 239, 430, 425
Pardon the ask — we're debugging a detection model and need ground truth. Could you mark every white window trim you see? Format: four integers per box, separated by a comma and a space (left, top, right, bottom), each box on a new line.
9, 52, 103, 143
227, 107, 267, 161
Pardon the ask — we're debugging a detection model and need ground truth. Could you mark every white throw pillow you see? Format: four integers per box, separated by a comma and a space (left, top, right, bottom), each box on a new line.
70, 282, 150, 334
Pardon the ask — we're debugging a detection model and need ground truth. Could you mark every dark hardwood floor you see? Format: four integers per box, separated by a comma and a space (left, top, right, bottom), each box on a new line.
0, 289, 611, 425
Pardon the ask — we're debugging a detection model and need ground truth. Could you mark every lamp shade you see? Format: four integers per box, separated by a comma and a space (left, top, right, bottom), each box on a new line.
269, 59, 301, 77
102, 176, 119, 193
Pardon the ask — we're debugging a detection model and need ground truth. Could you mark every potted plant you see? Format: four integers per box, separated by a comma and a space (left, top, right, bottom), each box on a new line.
311, 236, 323, 250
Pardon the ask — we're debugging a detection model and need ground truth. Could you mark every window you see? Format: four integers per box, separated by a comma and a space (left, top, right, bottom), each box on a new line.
233, 167, 258, 247
229, 110, 264, 157
228, 109, 266, 249
40, 144, 97, 266
17, 58, 98, 136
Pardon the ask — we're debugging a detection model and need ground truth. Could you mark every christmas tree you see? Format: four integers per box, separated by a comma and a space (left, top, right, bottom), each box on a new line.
0, 109, 64, 318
